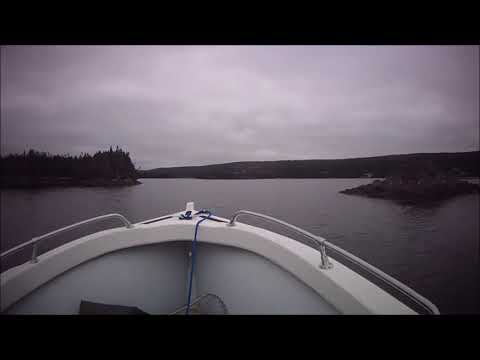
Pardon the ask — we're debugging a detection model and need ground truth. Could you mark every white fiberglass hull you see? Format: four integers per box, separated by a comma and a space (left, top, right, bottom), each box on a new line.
0, 203, 438, 315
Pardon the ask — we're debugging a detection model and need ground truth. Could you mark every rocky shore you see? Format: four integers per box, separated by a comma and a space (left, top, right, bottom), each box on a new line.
340, 174, 479, 203
0, 176, 141, 189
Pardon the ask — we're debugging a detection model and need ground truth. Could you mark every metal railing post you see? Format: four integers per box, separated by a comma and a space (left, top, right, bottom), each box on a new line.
1, 213, 134, 265
31, 241, 39, 263
228, 210, 333, 269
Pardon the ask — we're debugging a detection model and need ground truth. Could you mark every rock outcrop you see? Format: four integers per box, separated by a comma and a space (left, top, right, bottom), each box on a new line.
340, 174, 479, 203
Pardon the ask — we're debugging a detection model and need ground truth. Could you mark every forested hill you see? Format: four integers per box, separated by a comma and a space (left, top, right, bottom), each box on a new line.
1, 147, 140, 188
140, 151, 480, 179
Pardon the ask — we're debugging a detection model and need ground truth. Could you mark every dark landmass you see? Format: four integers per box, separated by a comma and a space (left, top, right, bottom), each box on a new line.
0, 176, 141, 189
1, 147, 140, 189
340, 172, 480, 203
140, 151, 479, 179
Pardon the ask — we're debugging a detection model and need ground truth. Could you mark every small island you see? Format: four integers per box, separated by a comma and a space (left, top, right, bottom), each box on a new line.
0, 147, 141, 189
340, 171, 479, 203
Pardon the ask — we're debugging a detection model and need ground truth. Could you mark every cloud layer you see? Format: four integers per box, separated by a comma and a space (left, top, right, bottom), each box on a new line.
1, 45, 478, 168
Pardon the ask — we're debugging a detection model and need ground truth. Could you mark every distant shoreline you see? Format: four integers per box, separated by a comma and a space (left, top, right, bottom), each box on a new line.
0, 176, 141, 189
138, 176, 385, 180
2, 176, 478, 189
1, 147, 140, 189
139, 151, 479, 180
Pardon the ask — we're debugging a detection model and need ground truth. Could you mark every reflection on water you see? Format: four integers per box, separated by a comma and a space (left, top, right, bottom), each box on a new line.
1, 178, 479, 314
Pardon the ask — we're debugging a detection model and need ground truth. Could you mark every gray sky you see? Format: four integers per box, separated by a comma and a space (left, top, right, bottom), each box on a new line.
1, 45, 478, 169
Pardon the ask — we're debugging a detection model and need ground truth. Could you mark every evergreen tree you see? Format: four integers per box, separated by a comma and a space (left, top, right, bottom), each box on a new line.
0, 147, 139, 179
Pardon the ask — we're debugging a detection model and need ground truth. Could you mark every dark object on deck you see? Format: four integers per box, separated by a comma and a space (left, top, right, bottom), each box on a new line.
79, 300, 149, 315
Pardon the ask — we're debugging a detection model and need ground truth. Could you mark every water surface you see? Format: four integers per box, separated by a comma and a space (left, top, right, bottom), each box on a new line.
1, 178, 478, 314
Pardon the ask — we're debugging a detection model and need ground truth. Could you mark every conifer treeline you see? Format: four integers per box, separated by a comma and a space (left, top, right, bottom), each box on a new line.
0, 147, 138, 179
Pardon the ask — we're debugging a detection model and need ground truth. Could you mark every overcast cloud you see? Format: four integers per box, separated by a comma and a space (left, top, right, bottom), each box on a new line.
1, 45, 478, 169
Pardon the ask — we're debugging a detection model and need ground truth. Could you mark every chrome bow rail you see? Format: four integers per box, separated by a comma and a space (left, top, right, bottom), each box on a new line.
228, 210, 333, 269
227, 210, 440, 315
0, 214, 134, 264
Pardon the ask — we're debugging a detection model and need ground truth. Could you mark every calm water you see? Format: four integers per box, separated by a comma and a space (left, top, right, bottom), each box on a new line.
1, 178, 479, 314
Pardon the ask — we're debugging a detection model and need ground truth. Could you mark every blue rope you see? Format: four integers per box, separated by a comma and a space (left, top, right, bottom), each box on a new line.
179, 210, 192, 220
186, 210, 212, 315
